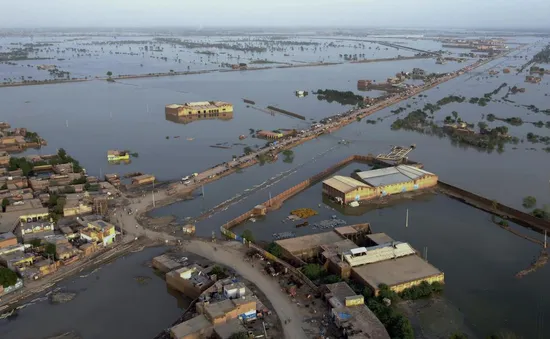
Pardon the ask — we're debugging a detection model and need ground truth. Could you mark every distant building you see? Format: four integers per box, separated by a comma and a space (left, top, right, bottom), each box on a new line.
131, 174, 155, 186
525, 75, 542, 84
107, 150, 130, 162
165, 101, 233, 118
256, 130, 284, 139
20, 220, 55, 241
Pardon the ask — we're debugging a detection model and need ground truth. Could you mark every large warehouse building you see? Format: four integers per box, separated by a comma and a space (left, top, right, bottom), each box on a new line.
322, 165, 438, 204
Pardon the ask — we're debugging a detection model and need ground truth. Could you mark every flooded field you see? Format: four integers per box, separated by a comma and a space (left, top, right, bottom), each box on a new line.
0, 247, 185, 339
1, 31, 549, 338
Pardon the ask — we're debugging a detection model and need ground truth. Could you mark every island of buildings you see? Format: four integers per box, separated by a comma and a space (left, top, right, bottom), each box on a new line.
165, 101, 234, 118
0, 139, 128, 299
322, 165, 438, 205
107, 150, 130, 162
0, 123, 46, 153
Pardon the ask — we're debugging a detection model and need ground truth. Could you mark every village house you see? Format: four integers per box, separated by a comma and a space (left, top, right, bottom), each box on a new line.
0, 232, 18, 249
0, 251, 35, 270
0, 151, 10, 166
63, 199, 93, 217
80, 220, 116, 246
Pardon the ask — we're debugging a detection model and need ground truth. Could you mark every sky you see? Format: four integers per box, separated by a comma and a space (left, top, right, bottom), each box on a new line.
0, 0, 549, 29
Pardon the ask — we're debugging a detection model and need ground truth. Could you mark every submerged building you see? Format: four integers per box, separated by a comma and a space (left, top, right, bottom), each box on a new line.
323, 165, 438, 204
165, 101, 233, 118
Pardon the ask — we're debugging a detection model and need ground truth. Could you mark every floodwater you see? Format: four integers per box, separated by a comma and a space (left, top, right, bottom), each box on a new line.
1, 33, 550, 338
0, 247, 186, 339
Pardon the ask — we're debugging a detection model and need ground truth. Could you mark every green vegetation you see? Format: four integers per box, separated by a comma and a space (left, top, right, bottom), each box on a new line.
486, 114, 523, 126
392, 108, 516, 152
449, 332, 468, 339
391, 107, 407, 114
532, 44, 550, 64
436, 95, 466, 106
29, 238, 42, 248
45, 243, 57, 260
1, 198, 9, 212
0, 267, 18, 288
0, 183, 6, 190
322, 274, 342, 284
70, 177, 87, 185
228, 332, 249, 339
366, 119, 377, 124
241, 229, 254, 242
106, 71, 112, 77
399, 281, 444, 300
210, 266, 228, 279
302, 263, 325, 280
316, 89, 364, 106
366, 284, 414, 339
8, 157, 34, 176
282, 149, 294, 164
532, 205, 550, 221
266, 242, 282, 257
522, 196, 537, 209
48, 194, 66, 222
526, 132, 550, 145
243, 146, 253, 155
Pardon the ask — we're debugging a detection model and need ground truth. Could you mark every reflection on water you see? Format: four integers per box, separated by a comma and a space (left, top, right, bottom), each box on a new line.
165, 111, 234, 125
108, 159, 132, 165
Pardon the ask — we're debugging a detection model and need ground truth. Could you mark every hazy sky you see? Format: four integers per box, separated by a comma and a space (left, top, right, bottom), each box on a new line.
1, 0, 548, 29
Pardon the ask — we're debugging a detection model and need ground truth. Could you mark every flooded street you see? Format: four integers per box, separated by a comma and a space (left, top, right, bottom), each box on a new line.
0, 247, 186, 339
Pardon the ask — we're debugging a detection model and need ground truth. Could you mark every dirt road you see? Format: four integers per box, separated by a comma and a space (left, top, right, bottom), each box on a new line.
114, 209, 308, 338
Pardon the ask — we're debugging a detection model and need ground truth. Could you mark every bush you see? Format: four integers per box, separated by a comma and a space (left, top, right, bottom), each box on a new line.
266, 242, 282, 257
302, 263, 325, 280
522, 196, 537, 209
29, 238, 42, 248
45, 243, 57, 260
366, 298, 414, 339
229, 332, 249, 339
322, 275, 342, 284
399, 281, 444, 300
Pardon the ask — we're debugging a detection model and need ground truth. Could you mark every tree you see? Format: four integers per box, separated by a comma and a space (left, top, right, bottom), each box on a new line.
210, 265, 226, 278
229, 332, 249, 339
0, 267, 17, 288
106, 71, 113, 77
243, 146, 253, 155
2, 198, 9, 212
45, 243, 57, 260
29, 238, 42, 248
449, 332, 468, 339
477, 121, 488, 131
302, 263, 324, 280
522, 196, 537, 209
266, 242, 282, 257
241, 229, 254, 242
452, 111, 459, 122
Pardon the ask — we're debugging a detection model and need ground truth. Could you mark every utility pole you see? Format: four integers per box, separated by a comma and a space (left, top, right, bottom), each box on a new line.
545, 230, 547, 249
405, 209, 409, 228
269, 191, 272, 207
152, 180, 156, 208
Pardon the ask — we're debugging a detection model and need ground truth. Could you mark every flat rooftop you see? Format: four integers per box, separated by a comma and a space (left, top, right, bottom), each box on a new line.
353, 254, 443, 289
323, 175, 367, 193
324, 282, 356, 303
275, 230, 344, 254
332, 305, 390, 339
170, 314, 211, 339
214, 319, 246, 339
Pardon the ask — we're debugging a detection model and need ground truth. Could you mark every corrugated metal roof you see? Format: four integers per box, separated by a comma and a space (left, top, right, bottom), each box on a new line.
356, 165, 434, 187
323, 176, 366, 193
350, 247, 367, 255
344, 242, 416, 266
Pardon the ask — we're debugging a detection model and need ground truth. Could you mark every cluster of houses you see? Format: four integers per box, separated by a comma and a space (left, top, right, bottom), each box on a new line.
0, 144, 125, 296
0, 213, 117, 292
0, 122, 45, 153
